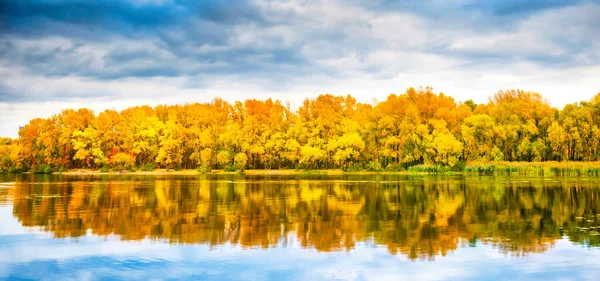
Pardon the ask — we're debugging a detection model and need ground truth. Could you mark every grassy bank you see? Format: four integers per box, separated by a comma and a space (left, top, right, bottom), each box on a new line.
9, 161, 600, 177
56, 169, 402, 176
59, 169, 203, 176
464, 161, 600, 176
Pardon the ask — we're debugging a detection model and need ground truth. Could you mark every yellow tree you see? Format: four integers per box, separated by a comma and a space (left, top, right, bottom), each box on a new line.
331, 133, 366, 169
72, 127, 107, 168
217, 150, 233, 168
300, 145, 326, 169
461, 114, 496, 161
57, 108, 95, 167
155, 120, 183, 168
430, 121, 463, 167
0, 138, 15, 172
480, 90, 554, 160
234, 152, 248, 170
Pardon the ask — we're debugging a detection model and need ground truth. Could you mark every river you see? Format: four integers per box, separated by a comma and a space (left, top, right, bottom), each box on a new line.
1, 174, 599, 280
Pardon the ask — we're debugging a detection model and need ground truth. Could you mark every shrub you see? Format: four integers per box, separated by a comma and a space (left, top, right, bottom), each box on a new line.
408, 164, 451, 174
9, 167, 26, 174
197, 164, 210, 174
384, 163, 405, 172
453, 160, 467, 172
140, 163, 155, 171
366, 161, 383, 172
100, 166, 109, 173
0, 155, 12, 173
342, 163, 363, 172
34, 164, 54, 174
223, 164, 236, 172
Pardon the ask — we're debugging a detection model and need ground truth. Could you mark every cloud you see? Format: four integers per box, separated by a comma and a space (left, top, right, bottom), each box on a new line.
463, 0, 587, 16
0, 0, 599, 137
0, 0, 182, 37
2, 229, 600, 281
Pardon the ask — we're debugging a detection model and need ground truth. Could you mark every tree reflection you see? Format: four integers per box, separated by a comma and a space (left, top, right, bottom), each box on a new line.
9, 175, 600, 260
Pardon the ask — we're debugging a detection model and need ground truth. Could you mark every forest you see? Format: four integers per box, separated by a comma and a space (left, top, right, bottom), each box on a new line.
2, 87, 600, 173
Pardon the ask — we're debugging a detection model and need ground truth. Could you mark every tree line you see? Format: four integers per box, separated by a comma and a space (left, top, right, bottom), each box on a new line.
1, 87, 600, 173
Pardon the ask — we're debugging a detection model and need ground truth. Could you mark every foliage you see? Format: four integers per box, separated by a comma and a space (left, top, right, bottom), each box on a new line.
4, 89, 600, 173
452, 160, 467, 172
366, 161, 383, 172
140, 163, 155, 171
430, 121, 462, 167
109, 152, 136, 171
234, 153, 248, 171
342, 163, 363, 172
384, 163, 405, 172
33, 164, 54, 174
464, 161, 600, 176
223, 164, 237, 172
72, 128, 107, 168
217, 150, 232, 167
0, 154, 12, 173
299, 145, 325, 170
408, 164, 452, 174
196, 164, 210, 174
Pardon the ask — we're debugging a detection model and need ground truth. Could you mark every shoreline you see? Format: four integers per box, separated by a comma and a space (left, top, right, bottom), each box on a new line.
4, 161, 600, 177
54, 169, 401, 176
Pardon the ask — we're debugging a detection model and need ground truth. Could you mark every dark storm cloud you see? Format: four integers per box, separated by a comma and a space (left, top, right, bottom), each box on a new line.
0, 0, 272, 38
0, 1, 177, 38
0, 0, 313, 83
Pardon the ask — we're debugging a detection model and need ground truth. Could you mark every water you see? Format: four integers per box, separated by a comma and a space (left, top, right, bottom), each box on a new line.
1, 174, 600, 280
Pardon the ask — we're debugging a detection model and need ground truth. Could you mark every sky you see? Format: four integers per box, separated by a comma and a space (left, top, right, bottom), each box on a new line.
0, 0, 599, 137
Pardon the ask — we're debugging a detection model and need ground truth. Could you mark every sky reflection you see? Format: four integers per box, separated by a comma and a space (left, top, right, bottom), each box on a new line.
2, 206, 600, 281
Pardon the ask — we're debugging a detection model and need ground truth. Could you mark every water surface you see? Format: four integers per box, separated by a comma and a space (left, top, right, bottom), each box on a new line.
1, 174, 600, 280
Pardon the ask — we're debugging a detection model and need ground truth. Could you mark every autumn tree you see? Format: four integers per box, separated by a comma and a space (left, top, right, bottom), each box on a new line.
7, 88, 600, 172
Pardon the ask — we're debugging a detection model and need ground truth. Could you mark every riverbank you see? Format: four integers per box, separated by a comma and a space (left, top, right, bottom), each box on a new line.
54, 161, 600, 177
56, 169, 389, 176
6, 161, 600, 177
463, 161, 600, 176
